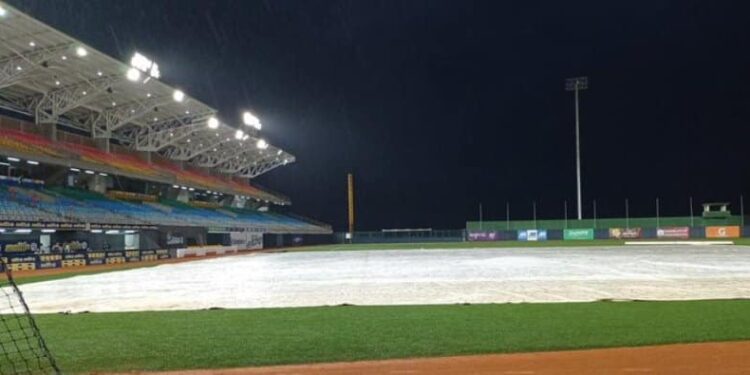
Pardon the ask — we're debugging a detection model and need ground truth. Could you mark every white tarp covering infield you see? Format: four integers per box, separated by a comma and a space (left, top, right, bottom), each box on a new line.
9, 245, 750, 313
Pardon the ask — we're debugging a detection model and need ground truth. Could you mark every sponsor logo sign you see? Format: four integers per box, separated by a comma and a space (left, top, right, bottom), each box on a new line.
166, 232, 184, 246
656, 227, 690, 239
230, 232, 263, 250
609, 227, 642, 239
563, 228, 594, 240
705, 226, 740, 239
37, 261, 59, 269
468, 231, 500, 241
517, 229, 547, 241
62, 253, 86, 260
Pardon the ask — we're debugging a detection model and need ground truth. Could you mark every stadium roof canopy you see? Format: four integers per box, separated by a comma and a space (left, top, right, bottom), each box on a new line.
0, 1, 294, 180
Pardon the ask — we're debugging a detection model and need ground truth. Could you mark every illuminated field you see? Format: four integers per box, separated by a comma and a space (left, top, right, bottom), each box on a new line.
12, 245, 750, 314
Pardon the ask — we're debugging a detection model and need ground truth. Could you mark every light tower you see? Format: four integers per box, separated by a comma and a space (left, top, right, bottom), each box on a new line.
565, 76, 588, 220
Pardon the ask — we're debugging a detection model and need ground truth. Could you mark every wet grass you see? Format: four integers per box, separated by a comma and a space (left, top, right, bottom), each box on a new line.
34, 299, 750, 373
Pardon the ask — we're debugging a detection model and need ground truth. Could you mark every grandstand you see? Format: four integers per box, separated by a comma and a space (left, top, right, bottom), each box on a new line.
0, 2, 330, 271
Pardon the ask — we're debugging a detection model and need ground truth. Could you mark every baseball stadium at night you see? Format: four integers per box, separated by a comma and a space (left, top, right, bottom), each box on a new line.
1, 1, 750, 374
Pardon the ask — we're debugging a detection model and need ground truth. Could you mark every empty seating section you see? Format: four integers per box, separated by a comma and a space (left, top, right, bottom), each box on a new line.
66, 142, 164, 178
0, 184, 325, 232
0, 129, 67, 159
0, 130, 284, 203
0, 185, 65, 223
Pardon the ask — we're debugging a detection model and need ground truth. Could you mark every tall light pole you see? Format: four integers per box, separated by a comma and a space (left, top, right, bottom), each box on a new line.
565, 76, 588, 220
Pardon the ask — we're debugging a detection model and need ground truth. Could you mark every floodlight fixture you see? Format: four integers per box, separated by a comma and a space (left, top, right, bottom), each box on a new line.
242, 111, 262, 130
126, 67, 141, 81
235, 129, 244, 140
130, 52, 160, 79
130, 52, 151, 71
256, 139, 268, 149
564, 77, 588, 91
75, 46, 88, 57
207, 116, 219, 129
172, 89, 185, 102
0, 6, 7, 17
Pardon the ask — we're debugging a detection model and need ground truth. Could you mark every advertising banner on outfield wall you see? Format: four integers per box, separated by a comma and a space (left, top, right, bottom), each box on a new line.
609, 227, 642, 239
563, 228, 594, 240
705, 226, 740, 239
656, 227, 690, 239
517, 229, 547, 241
468, 231, 500, 241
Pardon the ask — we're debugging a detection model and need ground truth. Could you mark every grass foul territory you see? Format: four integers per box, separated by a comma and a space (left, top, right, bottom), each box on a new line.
34, 299, 750, 373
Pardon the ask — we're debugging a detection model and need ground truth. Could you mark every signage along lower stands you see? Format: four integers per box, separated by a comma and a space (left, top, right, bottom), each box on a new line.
0, 249, 172, 272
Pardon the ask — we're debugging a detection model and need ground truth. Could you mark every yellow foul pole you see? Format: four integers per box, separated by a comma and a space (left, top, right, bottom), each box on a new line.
347, 173, 355, 235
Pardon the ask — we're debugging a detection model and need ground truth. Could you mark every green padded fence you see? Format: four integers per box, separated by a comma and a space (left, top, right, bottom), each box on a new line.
467, 216, 744, 231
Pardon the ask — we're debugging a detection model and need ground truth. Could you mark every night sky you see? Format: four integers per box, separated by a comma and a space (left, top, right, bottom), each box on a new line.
11, 1, 750, 230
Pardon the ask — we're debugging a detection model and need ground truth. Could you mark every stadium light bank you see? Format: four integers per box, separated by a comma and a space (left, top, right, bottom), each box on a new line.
125, 51, 274, 156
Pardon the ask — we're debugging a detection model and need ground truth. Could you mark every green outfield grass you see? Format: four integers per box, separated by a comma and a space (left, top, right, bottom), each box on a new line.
35, 300, 750, 373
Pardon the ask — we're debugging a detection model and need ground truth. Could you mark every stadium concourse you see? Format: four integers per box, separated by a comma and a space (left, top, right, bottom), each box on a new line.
0, 1, 331, 277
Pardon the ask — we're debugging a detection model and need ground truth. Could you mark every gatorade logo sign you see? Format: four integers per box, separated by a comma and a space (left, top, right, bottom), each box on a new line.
705, 226, 740, 239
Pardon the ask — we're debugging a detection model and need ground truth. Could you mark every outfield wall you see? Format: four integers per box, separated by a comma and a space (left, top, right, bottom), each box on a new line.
466, 216, 743, 231
467, 225, 747, 241
334, 224, 748, 244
